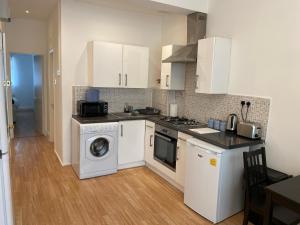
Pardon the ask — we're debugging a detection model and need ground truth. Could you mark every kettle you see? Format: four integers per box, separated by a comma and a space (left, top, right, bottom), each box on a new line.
226, 114, 238, 132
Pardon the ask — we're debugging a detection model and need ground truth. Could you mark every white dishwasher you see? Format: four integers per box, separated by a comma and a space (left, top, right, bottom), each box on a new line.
184, 138, 248, 223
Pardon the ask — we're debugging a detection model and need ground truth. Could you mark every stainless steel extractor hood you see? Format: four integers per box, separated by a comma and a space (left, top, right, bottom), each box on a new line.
0, 0, 11, 22
162, 12, 207, 64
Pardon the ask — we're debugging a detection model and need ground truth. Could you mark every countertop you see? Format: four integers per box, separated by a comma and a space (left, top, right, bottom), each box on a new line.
72, 114, 264, 149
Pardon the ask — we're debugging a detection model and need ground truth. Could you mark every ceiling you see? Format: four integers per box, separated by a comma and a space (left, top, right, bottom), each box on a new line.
9, 0, 58, 20
80, 0, 194, 15
8, 0, 193, 21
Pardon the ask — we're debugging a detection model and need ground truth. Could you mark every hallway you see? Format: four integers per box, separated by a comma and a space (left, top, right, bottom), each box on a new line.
14, 111, 41, 138
10, 137, 244, 225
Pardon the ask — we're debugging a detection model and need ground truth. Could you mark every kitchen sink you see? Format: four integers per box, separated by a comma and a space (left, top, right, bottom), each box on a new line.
111, 112, 145, 118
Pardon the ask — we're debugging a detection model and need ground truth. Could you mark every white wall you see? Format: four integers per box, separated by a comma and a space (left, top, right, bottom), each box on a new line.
10, 53, 34, 110
6, 18, 47, 55
207, 0, 300, 175
150, 0, 208, 13
48, 4, 63, 163
60, 0, 164, 164
161, 13, 187, 46
5, 18, 48, 137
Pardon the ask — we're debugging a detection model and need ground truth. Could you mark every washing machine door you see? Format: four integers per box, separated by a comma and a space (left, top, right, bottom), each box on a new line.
86, 135, 113, 161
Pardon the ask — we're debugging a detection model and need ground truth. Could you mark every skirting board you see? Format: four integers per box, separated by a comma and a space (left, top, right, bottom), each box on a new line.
54, 150, 70, 167
145, 163, 183, 192
118, 161, 145, 170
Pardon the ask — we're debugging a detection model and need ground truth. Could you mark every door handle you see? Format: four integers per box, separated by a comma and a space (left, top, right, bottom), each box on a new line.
125, 74, 128, 86
120, 124, 123, 137
150, 134, 153, 147
166, 75, 169, 88
190, 143, 221, 156
155, 133, 172, 142
176, 146, 180, 160
119, 73, 122, 86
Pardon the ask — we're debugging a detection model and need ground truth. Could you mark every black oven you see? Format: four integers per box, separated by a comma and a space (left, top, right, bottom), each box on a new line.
154, 124, 178, 171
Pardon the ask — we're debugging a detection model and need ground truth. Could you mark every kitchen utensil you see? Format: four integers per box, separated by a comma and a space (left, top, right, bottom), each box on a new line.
213, 119, 220, 130
226, 114, 238, 132
237, 122, 262, 139
169, 104, 178, 117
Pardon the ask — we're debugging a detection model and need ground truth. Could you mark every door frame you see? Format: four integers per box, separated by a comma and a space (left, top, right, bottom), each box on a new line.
48, 49, 54, 142
7, 52, 48, 138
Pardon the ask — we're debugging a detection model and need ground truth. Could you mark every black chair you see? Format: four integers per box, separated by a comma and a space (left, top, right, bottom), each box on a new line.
243, 147, 299, 225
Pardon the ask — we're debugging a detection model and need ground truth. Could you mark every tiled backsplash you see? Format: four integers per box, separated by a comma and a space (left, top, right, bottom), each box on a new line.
152, 64, 271, 138
72, 86, 152, 114
73, 64, 270, 137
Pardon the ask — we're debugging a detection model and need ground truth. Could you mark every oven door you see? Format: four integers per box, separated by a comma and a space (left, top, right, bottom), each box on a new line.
154, 132, 177, 171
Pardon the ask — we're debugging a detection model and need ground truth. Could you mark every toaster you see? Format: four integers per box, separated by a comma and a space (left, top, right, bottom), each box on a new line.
237, 122, 262, 139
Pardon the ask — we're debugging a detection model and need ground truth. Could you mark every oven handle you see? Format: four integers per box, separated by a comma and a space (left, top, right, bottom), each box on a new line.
155, 133, 172, 142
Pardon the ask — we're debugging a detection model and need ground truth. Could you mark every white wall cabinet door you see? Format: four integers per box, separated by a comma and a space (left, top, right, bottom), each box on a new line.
118, 120, 145, 169
144, 121, 155, 166
196, 37, 231, 94
123, 45, 149, 88
161, 45, 185, 90
88, 41, 123, 87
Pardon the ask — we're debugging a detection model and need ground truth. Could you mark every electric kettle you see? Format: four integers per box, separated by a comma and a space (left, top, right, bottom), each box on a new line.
226, 114, 238, 132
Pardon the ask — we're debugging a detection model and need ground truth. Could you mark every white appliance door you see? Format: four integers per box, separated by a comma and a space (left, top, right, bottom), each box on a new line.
0, 31, 13, 225
184, 142, 222, 223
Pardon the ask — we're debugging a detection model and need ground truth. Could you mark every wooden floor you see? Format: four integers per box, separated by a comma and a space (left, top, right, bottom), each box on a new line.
11, 136, 244, 225
14, 111, 41, 138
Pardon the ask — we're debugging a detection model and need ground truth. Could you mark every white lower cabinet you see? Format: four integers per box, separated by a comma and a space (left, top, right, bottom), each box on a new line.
144, 121, 155, 166
118, 120, 145, 169
175, 132, 192, 189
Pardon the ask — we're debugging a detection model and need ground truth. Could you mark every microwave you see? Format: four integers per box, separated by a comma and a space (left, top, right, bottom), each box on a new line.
77, 100, 108, 117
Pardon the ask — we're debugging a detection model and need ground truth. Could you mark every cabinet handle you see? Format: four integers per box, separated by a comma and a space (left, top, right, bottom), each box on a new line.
176, 146, 180, 160
125, 74, 128, 86
166, 75, 169, 88
146, 125, 153, 129
150, 135, 153, 147
121, 124, 123, 137
178, 137, 187, 142
119, 73, 122, 86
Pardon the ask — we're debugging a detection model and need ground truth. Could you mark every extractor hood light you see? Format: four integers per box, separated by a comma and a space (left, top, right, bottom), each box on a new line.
25, 10, 30, 14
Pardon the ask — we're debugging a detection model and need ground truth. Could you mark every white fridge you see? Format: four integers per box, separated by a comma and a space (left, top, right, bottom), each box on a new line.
184, 138, 247, 223
0, 31, 13, 225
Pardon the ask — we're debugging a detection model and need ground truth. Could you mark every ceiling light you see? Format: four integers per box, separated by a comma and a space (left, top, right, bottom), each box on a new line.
25, 10, 30, 14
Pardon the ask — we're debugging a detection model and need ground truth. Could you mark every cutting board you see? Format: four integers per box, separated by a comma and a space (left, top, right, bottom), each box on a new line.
189, 128, 220, 134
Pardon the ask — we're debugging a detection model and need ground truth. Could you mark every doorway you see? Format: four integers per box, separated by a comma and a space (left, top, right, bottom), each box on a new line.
10, 53, 44, 138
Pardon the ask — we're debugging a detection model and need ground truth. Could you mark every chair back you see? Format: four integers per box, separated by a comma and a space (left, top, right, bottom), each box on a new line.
243, 147, 268, 190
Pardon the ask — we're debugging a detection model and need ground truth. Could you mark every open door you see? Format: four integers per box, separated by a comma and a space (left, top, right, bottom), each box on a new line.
33, 55, 43, 135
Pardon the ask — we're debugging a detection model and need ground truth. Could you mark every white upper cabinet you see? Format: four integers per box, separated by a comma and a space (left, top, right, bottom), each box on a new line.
88, 41, 149, 88
161, 45, 186, 90
88, 41, 123, 88
196, 37, 231, 94
123, 45, 149, 88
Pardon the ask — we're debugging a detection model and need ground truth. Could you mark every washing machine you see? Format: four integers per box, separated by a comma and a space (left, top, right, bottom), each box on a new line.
71, 119, 118, 179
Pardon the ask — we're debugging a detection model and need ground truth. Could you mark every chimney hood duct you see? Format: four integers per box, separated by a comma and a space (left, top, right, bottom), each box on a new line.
0, 0, 11, 22
162, 12, 207, 63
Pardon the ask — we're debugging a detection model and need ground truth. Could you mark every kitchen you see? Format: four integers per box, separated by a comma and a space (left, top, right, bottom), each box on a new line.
1, 0, 300, 225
